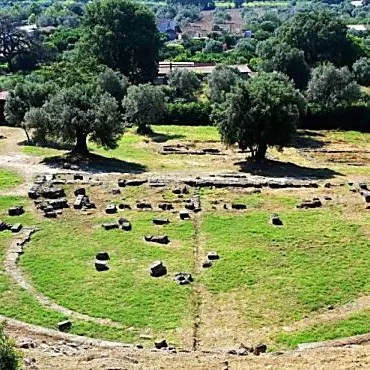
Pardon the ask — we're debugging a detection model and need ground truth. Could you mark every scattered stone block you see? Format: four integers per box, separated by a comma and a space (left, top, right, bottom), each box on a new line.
136, 202, 152, 210
57, 320, 72, 332
231, 203, 247, 210
359, 182, 368, 190
297, 199, 322, 209
0, 221, 9, 231
96, 252, 110, 261
126, 179, 147, 186
41, 187, 65, 199
28, 185, 40, 199
44, 211, 57, 218
105, 204, 117, 214
49, 198, 68, 210
102, 222, 119, 230
74, 195, 84, 209
158, 203, 174, 211
118, 203, 131, 210
74, 174, 83, 180
63, 162, 71, 169
202, 259, 212, 268
361, 191, 370, 203
153, 218, 170, 225
118, 179, 126, 187
207, 251, 219, 260
150, 261, 167, 277
74, 188, 86, 196
111, 189, 121, 195
154, 339, 168, 349
95, 260, 109, 272
270, 214, 283, 226
144, 235, 170, 244
179, 211, 190, 220
253, 343, 267, 356
173, 187, 182, 195
118, 218, 132, 231
173, 272, 193, 285
185, 203, 195, 211
11, 224, 22, 233
8, 206, 24, 216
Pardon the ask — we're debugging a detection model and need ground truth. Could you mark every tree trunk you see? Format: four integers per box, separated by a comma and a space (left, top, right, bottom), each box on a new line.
72, 133, 89, 156
255, 143, 267, 160
22, 125, 30, 143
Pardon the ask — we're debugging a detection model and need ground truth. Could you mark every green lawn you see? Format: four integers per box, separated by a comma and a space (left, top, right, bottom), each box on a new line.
20, 210, 195, 344
0, 169, 23, 190
277, 311, 370, 348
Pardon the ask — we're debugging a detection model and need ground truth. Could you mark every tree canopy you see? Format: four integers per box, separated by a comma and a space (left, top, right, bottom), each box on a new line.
212, 72, 306, 159
4, 81, 57, 141
81, 0, 160, 83
277, 11, 357, 66
24, 85, 123, 155
306, 63, 361, 111
207, 65, 242, 103
257, 38, 310, 90
123, 84, 166, 134
167, 68, 200, 101
0, 15, 34, 70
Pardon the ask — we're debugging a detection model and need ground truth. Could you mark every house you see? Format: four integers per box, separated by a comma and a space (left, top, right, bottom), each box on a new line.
157, 19, 178, 40
157, 62, 253, 78
0, 91, 8, 122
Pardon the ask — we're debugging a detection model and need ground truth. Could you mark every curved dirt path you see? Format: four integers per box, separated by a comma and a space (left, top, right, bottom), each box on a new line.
4, 227, 127, 329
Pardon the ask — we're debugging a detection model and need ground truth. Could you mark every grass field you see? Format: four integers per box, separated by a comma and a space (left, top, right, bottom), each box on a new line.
3, 126, 370, 350
0, 168, 23, 190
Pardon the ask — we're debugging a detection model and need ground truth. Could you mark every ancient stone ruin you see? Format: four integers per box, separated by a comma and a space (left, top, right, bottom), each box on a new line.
8, 206, 24, 216
144, 235, 170, 244
173, 272, 193, 285
95, 252, 110, 272
270, 214, 283, 226
150, 261, 167, 277
153, 218, 170, 225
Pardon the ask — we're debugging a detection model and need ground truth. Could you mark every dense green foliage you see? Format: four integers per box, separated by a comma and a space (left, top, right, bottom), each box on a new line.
25, 85, 123, 154
167, 68, 200, 101
80, 0, 160, 83
257, 38, 310, 89
212, 72, 306, 158
0, 322, 21, 370
123, 84, 166, 133
278, 11, 358, 66
307, 63, 361, 111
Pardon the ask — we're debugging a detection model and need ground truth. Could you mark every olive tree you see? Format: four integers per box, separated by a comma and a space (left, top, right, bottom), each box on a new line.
167, 68, 200, 101
122, 84, 166, 134
212, 72, 306, 159
306, 63, 361, 110
207, 65, 242, 103
25, 85, 123, 155
5, 82, 57, 142
353, 57, 370, 86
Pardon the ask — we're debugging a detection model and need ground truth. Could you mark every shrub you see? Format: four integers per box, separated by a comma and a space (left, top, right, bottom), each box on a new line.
0, 322, 22, 370
161, 101, 211, 126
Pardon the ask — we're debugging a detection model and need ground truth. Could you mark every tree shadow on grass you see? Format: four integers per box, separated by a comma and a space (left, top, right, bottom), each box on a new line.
292, 131, 327, 150
41, 152, 147, 174
235, 159, 342, 180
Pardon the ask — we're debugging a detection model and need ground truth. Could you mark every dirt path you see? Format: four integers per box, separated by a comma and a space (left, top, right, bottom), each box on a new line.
5, 314, 370, 369
4, 226, 128, 329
